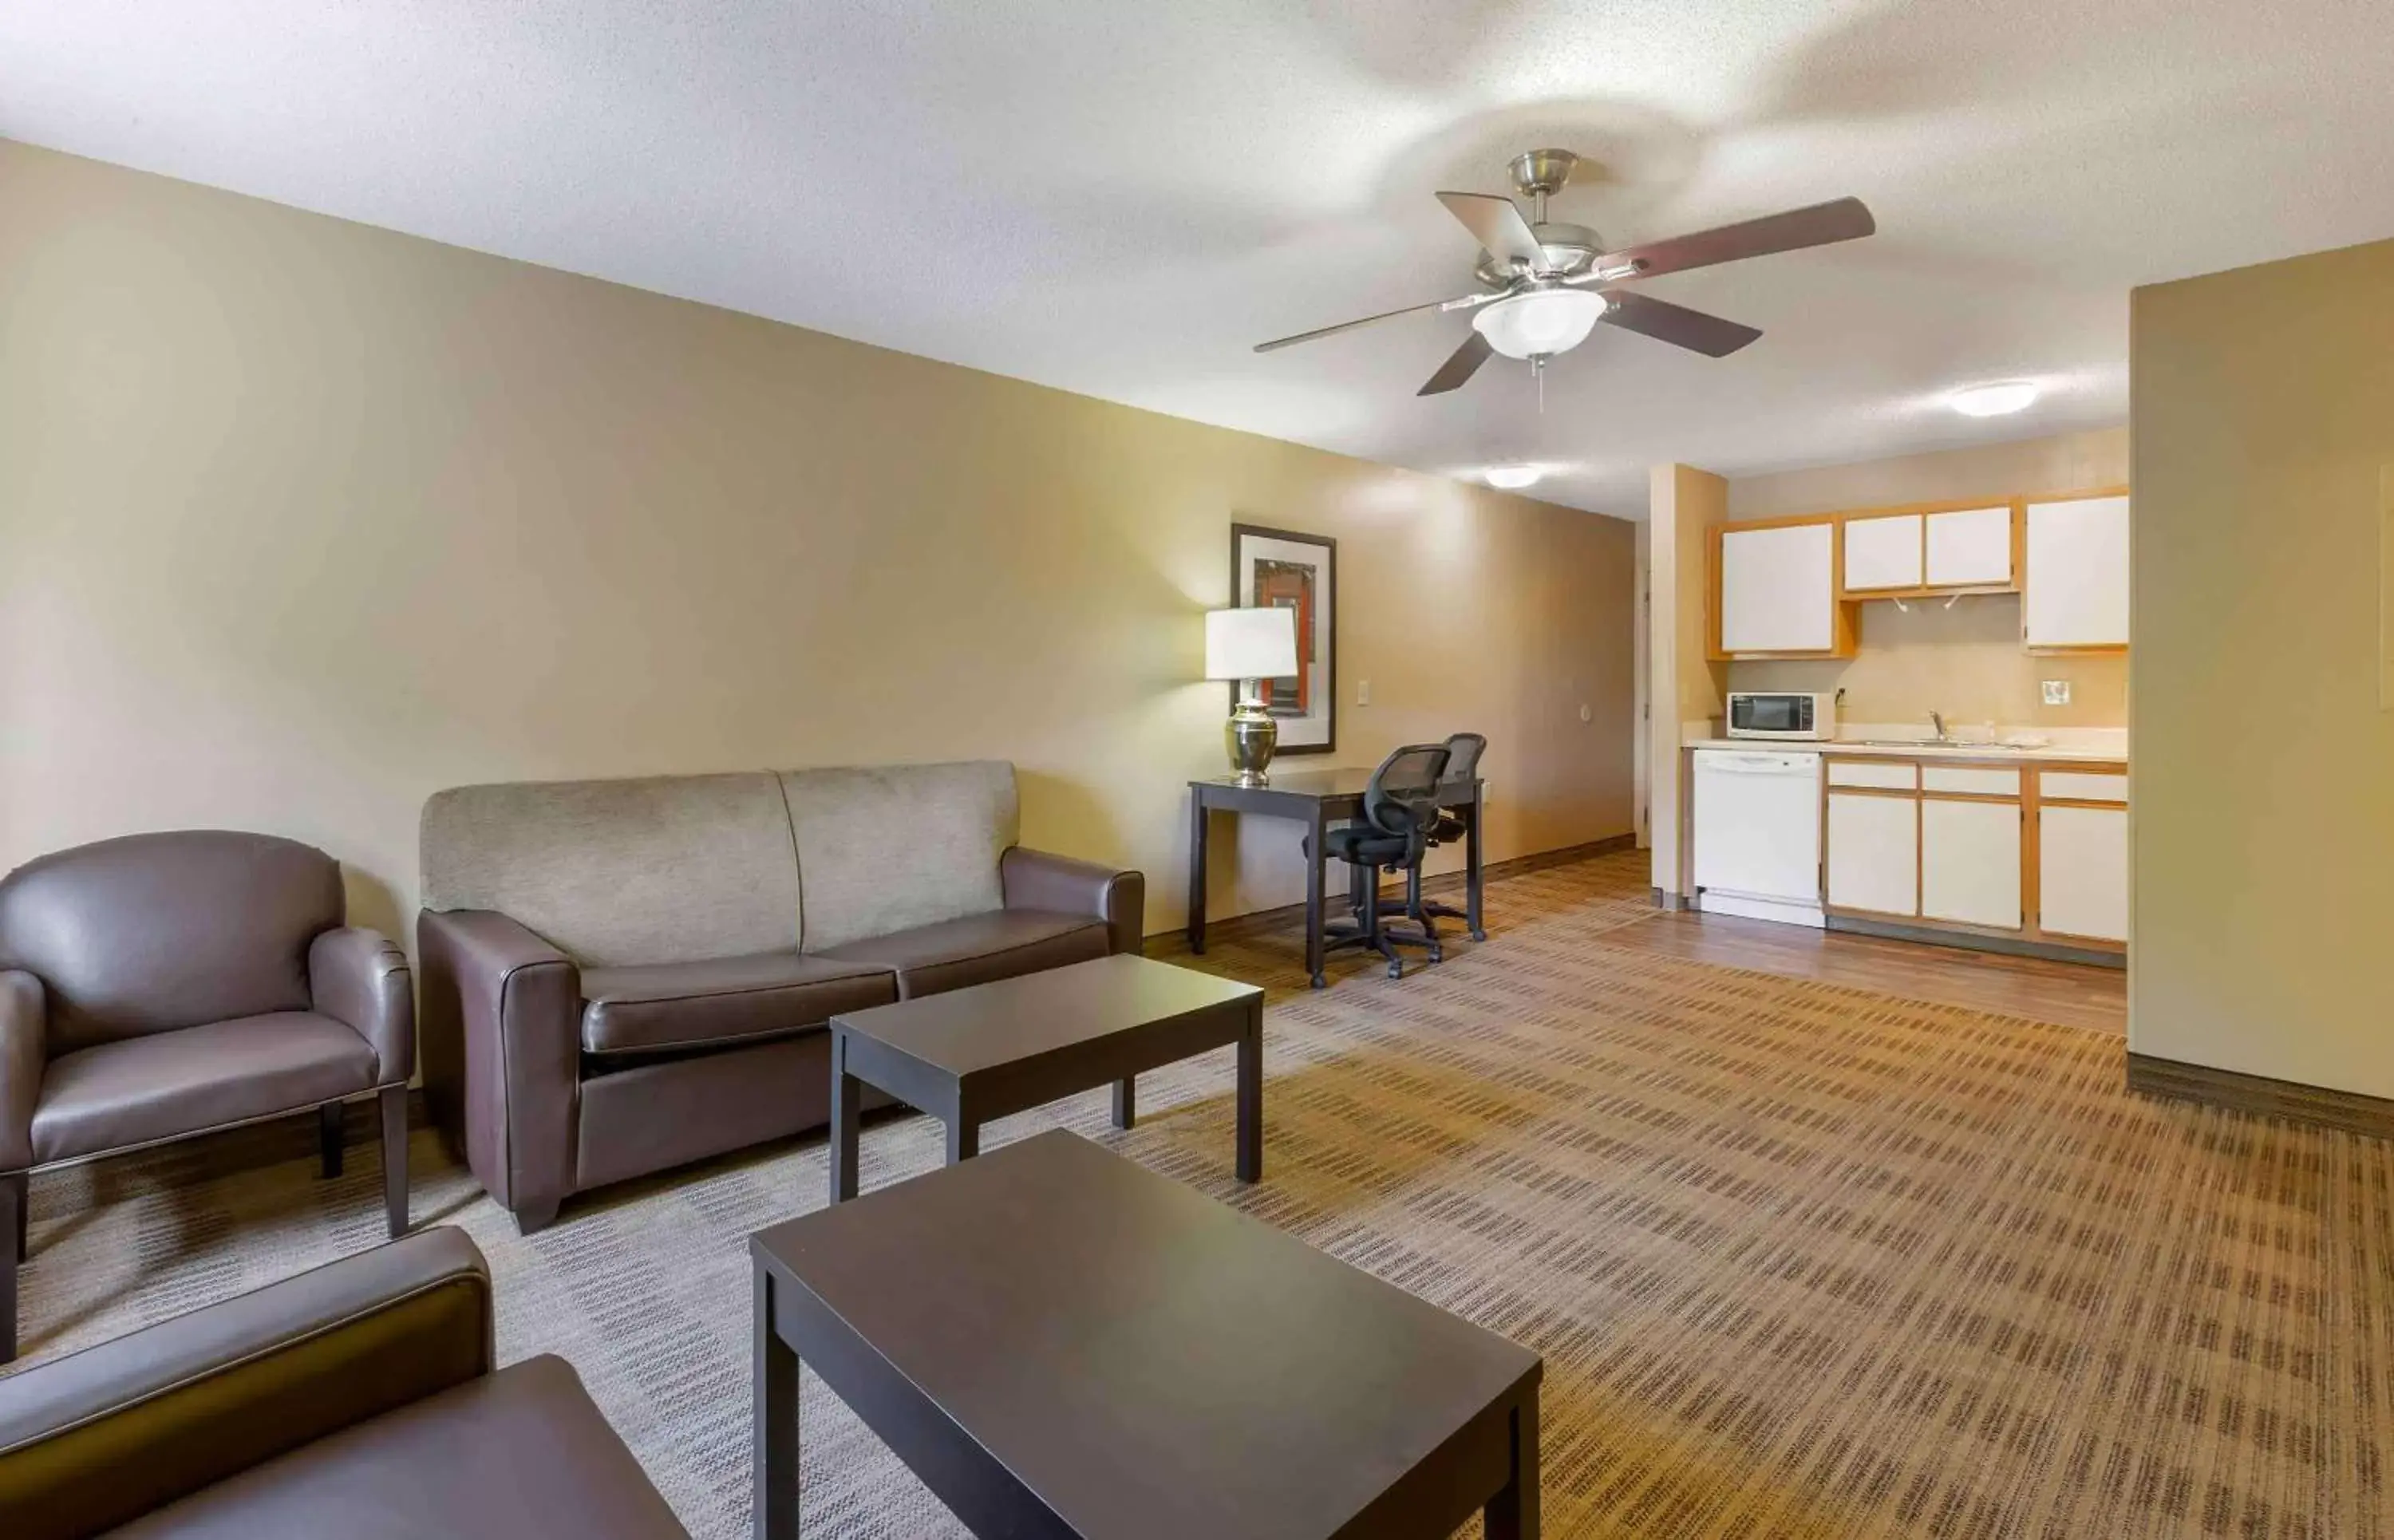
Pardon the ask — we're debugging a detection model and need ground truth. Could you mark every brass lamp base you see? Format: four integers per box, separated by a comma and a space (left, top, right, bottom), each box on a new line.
1225, 697, 1279, 786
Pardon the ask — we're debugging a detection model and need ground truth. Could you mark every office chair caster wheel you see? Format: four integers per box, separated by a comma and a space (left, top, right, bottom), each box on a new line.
1385, 958, 1404, 981
1309, 972, 1327, 989
1469, 928, 1487, 942
1426, 946, 1443, 965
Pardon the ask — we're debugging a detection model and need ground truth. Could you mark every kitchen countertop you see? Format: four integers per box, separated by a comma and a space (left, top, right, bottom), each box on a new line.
1685, 737, 2128, 764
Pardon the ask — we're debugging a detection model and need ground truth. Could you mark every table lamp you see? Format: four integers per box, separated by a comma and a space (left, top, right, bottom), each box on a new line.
1205, 606, 1301, 786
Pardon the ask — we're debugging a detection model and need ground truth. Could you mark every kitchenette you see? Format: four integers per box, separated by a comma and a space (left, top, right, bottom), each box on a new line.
1675, 486, 2130, 964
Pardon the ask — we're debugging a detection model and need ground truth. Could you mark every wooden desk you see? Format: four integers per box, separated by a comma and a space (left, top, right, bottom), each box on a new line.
1187, 769, 1485, 989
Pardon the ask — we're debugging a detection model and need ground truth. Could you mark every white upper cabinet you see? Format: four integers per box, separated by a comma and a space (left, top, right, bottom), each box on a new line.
1843, 515, 1922, 591
1720, 523, 1836, 653
1925, 506, 2015, 587
2025, 495, 2130, 648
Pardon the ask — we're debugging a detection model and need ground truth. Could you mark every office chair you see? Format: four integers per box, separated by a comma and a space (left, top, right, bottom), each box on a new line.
1321, 742, 1452, 979
1378, 731, 1487, 941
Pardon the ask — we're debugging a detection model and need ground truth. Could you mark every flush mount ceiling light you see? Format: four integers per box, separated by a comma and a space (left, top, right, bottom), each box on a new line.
1483, 464, 1543, 489
1471, 287, 1608, 360
1948, 381, 2040, 417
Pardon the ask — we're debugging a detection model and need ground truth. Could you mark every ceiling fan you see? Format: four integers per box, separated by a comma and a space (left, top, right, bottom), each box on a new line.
1254, 149, 1876, 396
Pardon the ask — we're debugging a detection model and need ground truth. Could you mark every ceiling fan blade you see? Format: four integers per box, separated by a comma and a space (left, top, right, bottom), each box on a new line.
1598, 290, 1763, 357
1436, 192, 1546, 271
1254, 292, 1490, 353
1417, 331, 1493, 396
1602, 196, 1876, 281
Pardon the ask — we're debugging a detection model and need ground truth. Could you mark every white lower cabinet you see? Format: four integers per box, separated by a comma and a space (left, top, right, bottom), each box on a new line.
2039, 804, 2128, 942
1826, 792, 1917, 916
1920, 798, 2023, 928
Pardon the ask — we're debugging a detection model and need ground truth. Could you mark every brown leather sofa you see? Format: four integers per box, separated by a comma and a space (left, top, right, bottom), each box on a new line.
0, 831, 413, 1364
418, 761, 1142, 1233
0, 1226, 688, 1538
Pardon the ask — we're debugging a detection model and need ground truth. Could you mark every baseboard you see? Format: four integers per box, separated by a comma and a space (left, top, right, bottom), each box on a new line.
1827, 914, 2127, 969
2126, 1052, 2394, 1139
1148, 832, 1637, 953
1698, 892, 1825, 928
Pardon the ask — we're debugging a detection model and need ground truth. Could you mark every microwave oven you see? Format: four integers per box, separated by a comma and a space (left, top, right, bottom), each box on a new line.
1726, 691, 1835, 740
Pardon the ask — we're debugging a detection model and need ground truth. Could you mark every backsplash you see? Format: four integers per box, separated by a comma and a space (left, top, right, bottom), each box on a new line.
1726, 593, 2128, 728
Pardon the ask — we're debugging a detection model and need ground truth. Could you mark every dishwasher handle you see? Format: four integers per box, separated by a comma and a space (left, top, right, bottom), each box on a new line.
1693, 751, 1819, 776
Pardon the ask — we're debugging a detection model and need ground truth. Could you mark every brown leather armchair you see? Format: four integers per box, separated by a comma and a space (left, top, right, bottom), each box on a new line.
0, 1227, 688, 1538
0, 831, 414, 1364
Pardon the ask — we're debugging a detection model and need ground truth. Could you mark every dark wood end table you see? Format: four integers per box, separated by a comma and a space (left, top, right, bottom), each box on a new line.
826, 954, 1264, 1204
753, 1130, 1543, 1539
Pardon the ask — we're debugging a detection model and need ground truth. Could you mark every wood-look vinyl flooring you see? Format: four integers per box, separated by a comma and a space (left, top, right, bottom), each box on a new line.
1594, 906, 2128, 1037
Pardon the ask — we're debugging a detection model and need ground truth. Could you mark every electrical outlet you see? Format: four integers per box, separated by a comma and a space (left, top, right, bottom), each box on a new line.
1356, 678, 1371, 706
1578, 703, 1594, 723
2041, 679, 2072, 706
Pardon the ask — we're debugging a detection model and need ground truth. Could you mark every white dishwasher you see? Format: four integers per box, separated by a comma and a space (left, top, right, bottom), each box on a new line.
1692, 749, 1824, 927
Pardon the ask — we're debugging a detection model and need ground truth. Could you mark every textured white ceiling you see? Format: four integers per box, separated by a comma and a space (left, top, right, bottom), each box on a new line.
4, 2, 2389, 517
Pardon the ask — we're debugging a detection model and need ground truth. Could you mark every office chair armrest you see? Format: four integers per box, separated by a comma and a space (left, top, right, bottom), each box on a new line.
0, 1227, 492, 1539
1000, 847, 1146, 956
310, 926, 415, 1084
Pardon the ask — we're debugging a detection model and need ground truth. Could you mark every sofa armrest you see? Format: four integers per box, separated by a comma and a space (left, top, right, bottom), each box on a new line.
0, 972, 41, 1173
309, 926, 415, 1084
0, 1226, 490, 1539
415, 910, 581, 1220
1001, 847, 1146, 957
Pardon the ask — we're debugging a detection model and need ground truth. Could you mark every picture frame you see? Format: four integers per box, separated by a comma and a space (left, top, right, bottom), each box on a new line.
1229, 522, 1336, 755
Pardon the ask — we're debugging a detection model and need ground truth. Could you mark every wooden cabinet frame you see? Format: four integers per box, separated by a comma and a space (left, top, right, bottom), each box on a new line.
1834, 499, 2024, 602
2020, 485, 2132, 657
1705, 512, 1859, 661
1705, 484, 2129, 661
1816, 752, 2126, 956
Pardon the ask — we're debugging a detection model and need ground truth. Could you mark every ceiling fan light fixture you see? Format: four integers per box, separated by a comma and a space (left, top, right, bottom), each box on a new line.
1483, 464, 1542, 489
1472, 288, 1607, 361
1948, 381, 2040, 417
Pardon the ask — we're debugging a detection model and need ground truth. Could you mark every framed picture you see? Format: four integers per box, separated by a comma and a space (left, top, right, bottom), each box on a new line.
1229, 523, 1336, 755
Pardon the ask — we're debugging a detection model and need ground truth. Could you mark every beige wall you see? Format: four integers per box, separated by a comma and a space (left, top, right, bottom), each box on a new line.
1725, 429, 2130, 728
0, 141, 1637, 943
2130, 239, 2394, 1099
1645, 464, 1728, 897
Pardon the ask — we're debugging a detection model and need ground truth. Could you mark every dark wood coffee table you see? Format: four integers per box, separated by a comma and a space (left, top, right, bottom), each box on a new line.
825, 954, 1263, 1203
753, 1131, 1543, 1539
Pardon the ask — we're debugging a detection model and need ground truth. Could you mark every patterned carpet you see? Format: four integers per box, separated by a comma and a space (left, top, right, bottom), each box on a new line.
9, 849, 2388, 1538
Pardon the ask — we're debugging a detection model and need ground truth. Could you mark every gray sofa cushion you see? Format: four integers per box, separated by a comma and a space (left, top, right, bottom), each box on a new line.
812, 910, 1108, 1000
578, 952, 896, 1057
421, 774, 801, 966
780, 761, 1017, 953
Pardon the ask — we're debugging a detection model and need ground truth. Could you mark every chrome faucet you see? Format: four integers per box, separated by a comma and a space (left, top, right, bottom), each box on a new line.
1928, 710, 1950, 743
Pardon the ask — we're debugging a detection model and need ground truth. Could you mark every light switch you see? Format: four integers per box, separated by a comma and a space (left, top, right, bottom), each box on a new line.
2041, 680, 2072, 706
1578, 703, 1593, 723
1356, 678, 1371, 706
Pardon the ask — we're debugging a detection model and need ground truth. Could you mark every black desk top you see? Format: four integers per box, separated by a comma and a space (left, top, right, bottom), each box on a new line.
751, 1130, 1539, 1539
1191, 768, 1483, 800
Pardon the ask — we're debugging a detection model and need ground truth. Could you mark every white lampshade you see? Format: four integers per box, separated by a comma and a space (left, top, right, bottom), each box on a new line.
1472, 288, 1607, 360
1205, 607, 1299, 681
